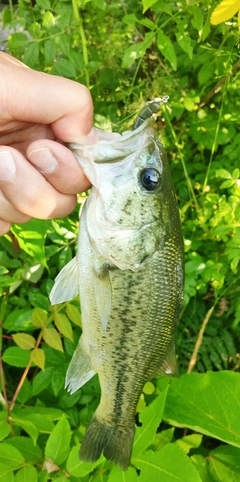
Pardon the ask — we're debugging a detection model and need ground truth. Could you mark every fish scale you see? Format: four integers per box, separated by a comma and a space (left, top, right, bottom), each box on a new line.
50, 100, 184, 470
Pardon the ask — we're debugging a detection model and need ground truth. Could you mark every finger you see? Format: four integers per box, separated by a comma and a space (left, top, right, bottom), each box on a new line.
27, 139, 91, 194
0, 148, 77, 219
0, 54, 94, 143
0, 188, 31, 223
0, 219, 11, 236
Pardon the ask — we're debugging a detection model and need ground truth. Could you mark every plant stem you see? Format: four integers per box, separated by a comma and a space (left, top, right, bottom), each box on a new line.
187, 304, 215, 374
72, 0, 89, 88
0, 297, 9, 411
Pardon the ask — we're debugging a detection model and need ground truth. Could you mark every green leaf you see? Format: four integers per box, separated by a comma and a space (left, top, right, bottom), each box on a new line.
66, 303, 81, 326
31, 348, 45, 370
4, 437, 42, 463
122, 14, 138, 25
164, 372, 240, 448
42, 327, 63, 352
133, 443, 202, 481
157, 30, 177, 70
2, 347, 31, 367
0, 443, 25, 470
108, 466, 139, 481
11, 416, 38, 445
36, 0, 51, 9
142, 0, 158, 13
12, 220, 48, 267
54, 313, 73, 341
133, 385, 168, 455
32, 367, 54, 395
12, 333, 36, 350
175, 434, 203, 454
216, 168, 232, 179
45, 415, 72, 465
220, 179, 235, 189
15, 465, 38, 482
176, 32, 193, 59
232, 168, 239, 180
31, 307, 48, 328
66, 444, 102, 476
0, 464, 14, 482
122, 32, 155, 67
51, 367, 66, 397
29, 292, 50, 310
8, 33, 28, 50
0, 413, 10, 442
198, 62, 214, 85
44, 39, 57, 66
209, 445, 240, 482
54, 59, 77, 79
23, 43, 39, 68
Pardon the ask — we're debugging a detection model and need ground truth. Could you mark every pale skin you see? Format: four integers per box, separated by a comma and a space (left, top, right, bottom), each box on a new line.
0, 52, 97, 236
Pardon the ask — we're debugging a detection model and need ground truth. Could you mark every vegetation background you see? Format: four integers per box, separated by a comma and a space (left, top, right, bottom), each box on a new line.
0, 0, 240, 480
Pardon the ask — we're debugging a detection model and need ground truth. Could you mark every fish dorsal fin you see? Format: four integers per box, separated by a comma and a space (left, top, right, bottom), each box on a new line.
157, 344, 179, 378
65, 336, 95, 394
94, 264, 112, 333
50, 256, 79, 305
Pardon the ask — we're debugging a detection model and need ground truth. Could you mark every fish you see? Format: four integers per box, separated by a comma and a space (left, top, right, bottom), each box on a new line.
50, 98, 184, 471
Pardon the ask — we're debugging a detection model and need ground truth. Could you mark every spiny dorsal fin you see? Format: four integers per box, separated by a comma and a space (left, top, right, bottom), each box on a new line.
50, 256, 78, 305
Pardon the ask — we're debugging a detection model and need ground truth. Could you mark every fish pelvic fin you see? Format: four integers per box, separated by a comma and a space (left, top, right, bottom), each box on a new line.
156, 343, 179, 378
50, 256, 79, 305
79, 415, 135, 471
65, 337, 95, 394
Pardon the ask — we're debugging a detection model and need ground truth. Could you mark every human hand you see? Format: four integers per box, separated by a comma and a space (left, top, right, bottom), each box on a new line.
0, 52, 97, 236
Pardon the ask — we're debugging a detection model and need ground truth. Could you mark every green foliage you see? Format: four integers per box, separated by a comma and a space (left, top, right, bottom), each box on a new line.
0, 0, 240, 480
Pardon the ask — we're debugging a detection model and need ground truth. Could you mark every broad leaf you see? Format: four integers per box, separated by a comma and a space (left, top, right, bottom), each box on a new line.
15, 465, 38, 482
11, 416, 38, 444
133, 385, 168, 455
0, 443, 25, 470
157, 30, 177, 70
164, 372, 240, 447
66, 444, 102, 476
0, 464, 14, 482
2, 347, 31, 367
0, 413, 10, 442
12, 333, 35, 350
108, 466, 139, 481
45, 415, 72, 465
4, 436, 42, 463
54, 313, 73, 341
209, 445, 240, 482
31, 348, 45, 370
42, 327, 63, 352
133, 443, 202, 482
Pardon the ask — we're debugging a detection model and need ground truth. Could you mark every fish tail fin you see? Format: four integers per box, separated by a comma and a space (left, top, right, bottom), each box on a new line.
79, 415, 135, 471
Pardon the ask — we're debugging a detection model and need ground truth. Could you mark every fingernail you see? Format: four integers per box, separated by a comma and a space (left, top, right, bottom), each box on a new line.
28, 147, 58, 173
0, 151, 16, 181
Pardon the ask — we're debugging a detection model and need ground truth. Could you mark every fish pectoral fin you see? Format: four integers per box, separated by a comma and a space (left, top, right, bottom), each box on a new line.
94, 265, 112, 333
50, 256, 79, 305
156, 344, 179, 378
65, 337, 95, 394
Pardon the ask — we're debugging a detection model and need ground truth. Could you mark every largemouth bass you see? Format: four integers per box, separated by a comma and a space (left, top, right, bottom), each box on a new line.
50, 99, 184, 470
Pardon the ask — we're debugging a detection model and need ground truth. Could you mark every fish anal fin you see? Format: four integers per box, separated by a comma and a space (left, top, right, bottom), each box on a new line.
50, 256, 79, 305
93, 263, 112, 333
65, 337, 95, 394
156, 344, 179, 378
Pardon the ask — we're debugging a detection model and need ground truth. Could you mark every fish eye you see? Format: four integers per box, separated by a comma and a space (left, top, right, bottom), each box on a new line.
139, 168, 161, 191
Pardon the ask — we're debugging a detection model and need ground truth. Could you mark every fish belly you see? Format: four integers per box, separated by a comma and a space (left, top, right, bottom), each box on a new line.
78, 203, 183, 469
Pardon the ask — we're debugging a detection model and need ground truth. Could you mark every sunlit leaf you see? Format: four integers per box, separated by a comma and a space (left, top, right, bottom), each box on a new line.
45, 415, 72, 465
12, 333, 36, 350
31, 348, 45, 370
42, 327, 63, 352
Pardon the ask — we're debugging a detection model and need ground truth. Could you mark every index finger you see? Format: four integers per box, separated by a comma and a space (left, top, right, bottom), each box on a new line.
0, 52, 94, 144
